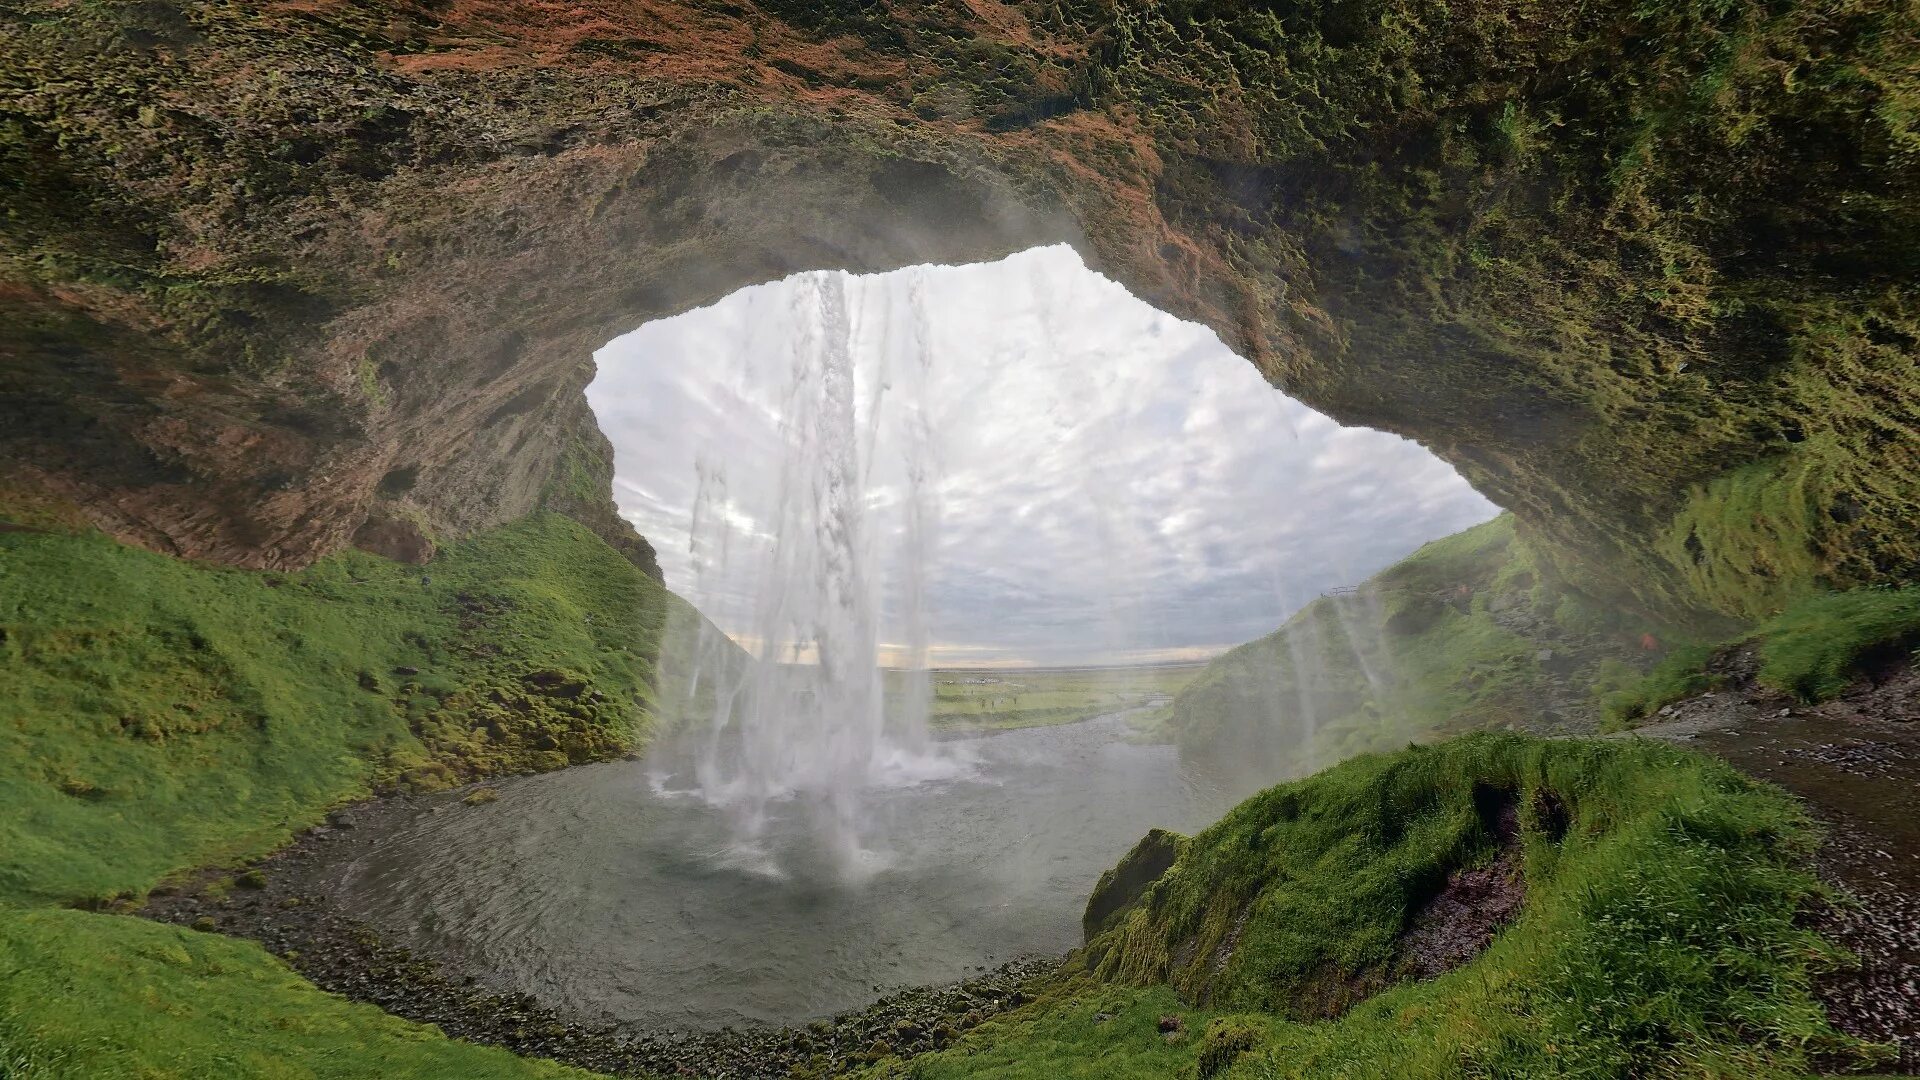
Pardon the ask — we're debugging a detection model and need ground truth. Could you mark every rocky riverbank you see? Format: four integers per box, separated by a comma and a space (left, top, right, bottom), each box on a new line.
141, 791, 1057, 1079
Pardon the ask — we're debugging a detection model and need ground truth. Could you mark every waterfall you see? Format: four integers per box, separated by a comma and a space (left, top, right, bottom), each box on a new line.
1328, 588, 1396, 706
678, 269, 962, 875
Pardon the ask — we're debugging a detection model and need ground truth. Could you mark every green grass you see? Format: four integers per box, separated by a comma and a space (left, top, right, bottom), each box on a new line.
862, 734, 1886, 1079
0, 908, 595, 1079
0, 512, 669, 908
1754, 586, 1920, 700
0, 513, 672, 1078
1603, 586, 1920, 728
1599, 644, 1720, 731
921, 666, 1201, 734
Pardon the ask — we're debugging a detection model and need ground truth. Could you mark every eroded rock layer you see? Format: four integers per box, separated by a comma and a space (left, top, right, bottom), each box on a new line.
4, 0, 1915, 618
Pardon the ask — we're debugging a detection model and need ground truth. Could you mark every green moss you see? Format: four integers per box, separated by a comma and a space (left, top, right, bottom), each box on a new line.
1754, 587, 1920, 701
354, 355, 388, 407
1599, 644, 1720, 731
868, 735, 1883, 1079
1035, 0, 1920, 626
0, 512, 668, 907
0, 908, 597, 1079
1602, 585, 1920, 729
1196, 1017, 1264, 1078
861, 982, 1244, 1080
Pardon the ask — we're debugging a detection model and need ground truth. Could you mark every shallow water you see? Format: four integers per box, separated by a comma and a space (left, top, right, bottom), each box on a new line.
328, 712, 1236, 1030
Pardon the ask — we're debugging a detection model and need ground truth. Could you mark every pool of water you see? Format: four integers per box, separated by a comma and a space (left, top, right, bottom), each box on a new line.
323, 712, 1237, 1030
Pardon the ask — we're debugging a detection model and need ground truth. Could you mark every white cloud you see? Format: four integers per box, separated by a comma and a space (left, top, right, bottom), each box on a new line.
587, 246, 1498, 667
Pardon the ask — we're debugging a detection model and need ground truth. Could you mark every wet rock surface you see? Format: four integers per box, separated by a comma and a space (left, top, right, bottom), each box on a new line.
1629, 661, 1920, 1072
143, 794, 1055, 1078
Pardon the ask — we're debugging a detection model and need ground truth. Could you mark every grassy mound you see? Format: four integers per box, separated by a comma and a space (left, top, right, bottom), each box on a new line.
0, 908, 595, 1079
865, 734, 1881, 1079
0, 512, 668, 908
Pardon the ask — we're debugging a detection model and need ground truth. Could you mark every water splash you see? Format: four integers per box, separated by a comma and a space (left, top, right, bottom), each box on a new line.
676, 270, 966, 876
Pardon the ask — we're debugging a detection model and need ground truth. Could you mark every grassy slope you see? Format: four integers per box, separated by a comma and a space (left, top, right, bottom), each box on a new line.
1162, 516, 1685, 785
0, 513, 675, 1079
1, 511, 667, 908
863, 734, 1883, 1079
1604, 585, 1920, 726
0, 910, 595, 1080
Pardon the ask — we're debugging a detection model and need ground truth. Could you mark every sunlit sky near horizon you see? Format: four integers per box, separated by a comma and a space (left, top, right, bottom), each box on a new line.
587, 246, 1497, 668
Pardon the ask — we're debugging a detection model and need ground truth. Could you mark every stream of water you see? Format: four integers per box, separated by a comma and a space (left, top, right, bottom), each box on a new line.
324, 711, 1235, 1030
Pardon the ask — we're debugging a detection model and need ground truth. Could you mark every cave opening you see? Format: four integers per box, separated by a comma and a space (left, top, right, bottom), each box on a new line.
308, 245, 1501, 1031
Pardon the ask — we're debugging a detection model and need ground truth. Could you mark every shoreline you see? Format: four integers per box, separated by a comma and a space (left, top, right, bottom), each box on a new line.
140, 781, 1062, 1079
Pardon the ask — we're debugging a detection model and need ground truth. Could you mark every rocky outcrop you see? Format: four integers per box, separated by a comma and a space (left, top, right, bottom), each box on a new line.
1083, 827, 1185, 944
3, 0, 1914, 619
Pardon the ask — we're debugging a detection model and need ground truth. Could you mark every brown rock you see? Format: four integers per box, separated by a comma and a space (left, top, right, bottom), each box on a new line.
352, 513, 435, 564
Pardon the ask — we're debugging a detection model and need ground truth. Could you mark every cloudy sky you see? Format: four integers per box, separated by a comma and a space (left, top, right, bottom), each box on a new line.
587, 246, 1496, 667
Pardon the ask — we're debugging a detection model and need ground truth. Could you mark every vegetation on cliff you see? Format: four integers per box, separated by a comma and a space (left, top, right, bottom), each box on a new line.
862, 734, 1883, 1078
0, 509, 689, 1077
1162, 508, 1920, 767
1604, 584, 1920, 727
1159, 515, 1682, 782
0, 511, 668, 908
1064, 0, 1920, 624
4, 0, 1912, 627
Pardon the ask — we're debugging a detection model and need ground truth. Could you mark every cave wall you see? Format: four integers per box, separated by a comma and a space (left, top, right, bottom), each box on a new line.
3, 0, 1914, 621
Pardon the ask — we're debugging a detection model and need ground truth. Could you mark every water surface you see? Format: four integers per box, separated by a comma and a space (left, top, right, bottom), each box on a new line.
329, 712, 1234, 1029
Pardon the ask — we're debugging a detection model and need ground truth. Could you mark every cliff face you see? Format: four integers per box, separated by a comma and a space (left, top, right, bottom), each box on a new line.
3, 0, 1914, 618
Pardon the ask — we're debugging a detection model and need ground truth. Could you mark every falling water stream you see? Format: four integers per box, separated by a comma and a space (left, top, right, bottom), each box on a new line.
673, 269, 966, 876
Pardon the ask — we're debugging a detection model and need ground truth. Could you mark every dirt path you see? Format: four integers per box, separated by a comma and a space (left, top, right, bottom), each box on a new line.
1626, 662, 1920, 1072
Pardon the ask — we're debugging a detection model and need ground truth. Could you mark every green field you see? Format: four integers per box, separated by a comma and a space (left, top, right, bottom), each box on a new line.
920, 664, 1203, 734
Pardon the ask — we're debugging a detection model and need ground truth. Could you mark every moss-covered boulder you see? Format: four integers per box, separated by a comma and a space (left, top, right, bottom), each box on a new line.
1083, 827, 1186, 944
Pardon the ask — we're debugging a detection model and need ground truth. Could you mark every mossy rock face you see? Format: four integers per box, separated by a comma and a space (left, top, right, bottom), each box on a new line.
2, 0, 1913, 623
1083, 827, 1186, 944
